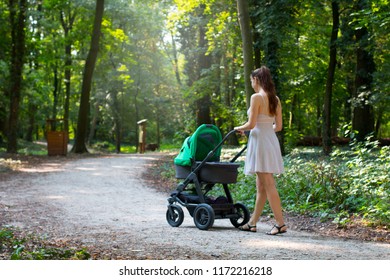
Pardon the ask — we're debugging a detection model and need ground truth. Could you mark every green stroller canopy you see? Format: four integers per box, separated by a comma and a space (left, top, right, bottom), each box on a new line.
174, 124, 223, 166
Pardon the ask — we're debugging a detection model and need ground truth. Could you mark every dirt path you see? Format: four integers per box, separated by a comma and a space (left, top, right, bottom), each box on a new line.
1, 154, 389, 260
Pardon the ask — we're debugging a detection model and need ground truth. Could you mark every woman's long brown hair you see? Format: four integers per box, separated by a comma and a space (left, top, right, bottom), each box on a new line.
251, 66, 278, 116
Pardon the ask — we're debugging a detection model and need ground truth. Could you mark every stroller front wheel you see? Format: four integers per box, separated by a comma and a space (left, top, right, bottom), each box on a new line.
166, 204, 184, 227
193, 203, 215, 230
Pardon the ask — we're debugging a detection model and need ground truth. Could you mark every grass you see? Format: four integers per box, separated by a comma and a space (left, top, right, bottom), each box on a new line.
0, 140, 48, 156
89, 142, 179, 154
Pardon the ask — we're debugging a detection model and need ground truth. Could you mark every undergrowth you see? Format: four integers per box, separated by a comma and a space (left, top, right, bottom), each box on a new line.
233, 137, 389, 228
0, 226, 91, 260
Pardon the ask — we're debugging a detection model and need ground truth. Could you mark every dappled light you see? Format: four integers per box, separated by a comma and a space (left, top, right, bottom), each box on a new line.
19, 163, 65, 173
43, 195, 67, 200
74, 167, 97, 171
242, 237, 338, 252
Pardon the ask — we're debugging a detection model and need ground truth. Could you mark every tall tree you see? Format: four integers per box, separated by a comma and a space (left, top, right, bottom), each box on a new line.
237, 0, 254, 107
72, 0, 104, 153
322, 1, 339, 155
7, 0, 27, 153
251, 0, 296, 154
195, 4, 212, 126
60, 4, 77, 135
173, 2, 213, 127
352, 0, 376, 141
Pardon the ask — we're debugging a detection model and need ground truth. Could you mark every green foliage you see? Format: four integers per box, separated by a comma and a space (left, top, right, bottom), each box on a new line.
284, 127, 303, 153
232, 167, 259, 211
159, 143, 181, 152
1, 140, 48, 156
216, 141, 389, 227
0, 226, 90, 260
17, 140, 48, 156
276, 139, 389, 226
1, 0, 389, 156
89, 141, 138, 153
159, 160, 176, 179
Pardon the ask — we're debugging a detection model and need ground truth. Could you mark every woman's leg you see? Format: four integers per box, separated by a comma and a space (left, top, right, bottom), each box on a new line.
248, 174, 267, 225
258, 173, 287, 234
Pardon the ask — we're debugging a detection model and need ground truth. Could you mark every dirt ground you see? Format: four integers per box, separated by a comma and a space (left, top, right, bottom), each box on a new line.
0, 153, 389, 260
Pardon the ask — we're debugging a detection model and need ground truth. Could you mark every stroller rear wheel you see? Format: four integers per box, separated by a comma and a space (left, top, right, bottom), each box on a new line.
166, 204, 184, 227
193, 203, 215, 230
230, 203, 250, 228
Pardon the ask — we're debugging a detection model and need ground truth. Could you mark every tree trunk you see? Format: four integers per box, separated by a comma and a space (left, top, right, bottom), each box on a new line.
26, 0, 43, 142
196, 14, 211, 126
88, 101, 100, 144
111, 91, 121, 153
322, 1, 339, 155
352, 0, 375, 141
52, 65, 60, 122
251, 17, 261, 69
237, 0, 254, 107
60, 9, 76, 137
63, 44, 72, 135
266, 40, 285, 154
72, 0, 104, 153
134, 66, 141, 151
26, 103, 36, 142
7, 0, 27, 153
171, 32, 181, 86
196, 97, 211, 126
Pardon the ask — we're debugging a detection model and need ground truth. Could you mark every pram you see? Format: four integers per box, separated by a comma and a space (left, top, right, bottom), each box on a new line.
166, 124, 250, 230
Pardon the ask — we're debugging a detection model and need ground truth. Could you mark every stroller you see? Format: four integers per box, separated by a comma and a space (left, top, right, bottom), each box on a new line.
166, 124, 250, 230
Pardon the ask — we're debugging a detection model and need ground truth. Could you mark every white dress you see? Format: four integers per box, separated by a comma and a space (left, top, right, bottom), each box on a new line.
244, 94, 284, 175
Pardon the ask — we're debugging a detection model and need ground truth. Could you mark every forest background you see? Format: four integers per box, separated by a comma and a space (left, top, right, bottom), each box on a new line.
0, 0, 389, 228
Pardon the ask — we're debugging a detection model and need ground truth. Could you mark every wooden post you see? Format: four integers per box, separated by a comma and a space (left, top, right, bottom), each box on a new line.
137, 119, 147, 154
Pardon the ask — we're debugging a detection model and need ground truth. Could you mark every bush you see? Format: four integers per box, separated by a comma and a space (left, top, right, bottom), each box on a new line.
275, 139, 389, 226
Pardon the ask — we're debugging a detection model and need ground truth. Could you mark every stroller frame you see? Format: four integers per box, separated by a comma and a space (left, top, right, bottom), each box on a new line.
166, 126, 249, 230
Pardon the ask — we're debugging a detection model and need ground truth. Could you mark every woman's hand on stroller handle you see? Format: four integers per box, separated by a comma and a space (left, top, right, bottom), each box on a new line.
234, 129, 249, 137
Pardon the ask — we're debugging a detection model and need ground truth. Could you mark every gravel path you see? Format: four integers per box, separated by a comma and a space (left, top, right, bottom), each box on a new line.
1, 153, 389, 260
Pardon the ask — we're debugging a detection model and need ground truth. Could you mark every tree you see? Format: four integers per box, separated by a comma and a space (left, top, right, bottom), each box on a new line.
322, 1, 339, 155
0, 0, 388, 154
195, 4, 212, 126
251, 0, 297, 154
237, 0, 254, 107
351, 0, 376, 141
59, 3, 77, 135
72, 0, 104, 153
7, 0, 27, 153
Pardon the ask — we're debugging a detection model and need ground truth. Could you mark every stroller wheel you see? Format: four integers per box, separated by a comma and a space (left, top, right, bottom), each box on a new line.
193, 204, 215, 230
230, 203, 250, 228
166, 204, 184, 227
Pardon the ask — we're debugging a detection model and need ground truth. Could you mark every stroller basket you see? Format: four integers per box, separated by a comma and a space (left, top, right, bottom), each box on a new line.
175, 161, 240, 184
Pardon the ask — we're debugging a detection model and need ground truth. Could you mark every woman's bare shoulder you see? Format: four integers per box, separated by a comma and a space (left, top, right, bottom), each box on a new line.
250, 93, 263, 102
276, 96, 282, 105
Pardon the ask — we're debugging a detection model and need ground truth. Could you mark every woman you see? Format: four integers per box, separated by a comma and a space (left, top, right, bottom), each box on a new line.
234, 66, 287, 235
